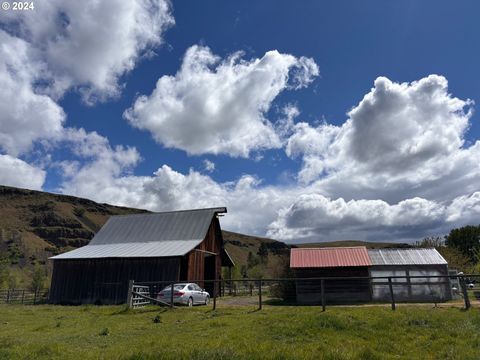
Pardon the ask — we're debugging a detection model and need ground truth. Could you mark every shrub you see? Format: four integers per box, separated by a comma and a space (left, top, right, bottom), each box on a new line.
270, 257, 296, 301
99, 328, 110, 336
30, 266, 45, 293
73, 207, 86, 217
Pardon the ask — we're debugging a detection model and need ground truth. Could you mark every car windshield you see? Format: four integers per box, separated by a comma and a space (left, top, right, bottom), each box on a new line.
161, 284, 186, 291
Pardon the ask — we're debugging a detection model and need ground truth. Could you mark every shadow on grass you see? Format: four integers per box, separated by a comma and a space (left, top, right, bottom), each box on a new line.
263, 298, 385, 308
263, 298, 302, 306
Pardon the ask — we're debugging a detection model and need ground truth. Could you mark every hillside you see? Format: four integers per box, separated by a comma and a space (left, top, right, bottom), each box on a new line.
0, 186, 150, 287
222, 230, 290, 278
0, 185, 410, 288
0, 185, 289, 287
294, 240, 411, 249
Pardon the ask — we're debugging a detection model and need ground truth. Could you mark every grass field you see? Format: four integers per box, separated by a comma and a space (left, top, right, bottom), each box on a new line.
0, 304, 479, 360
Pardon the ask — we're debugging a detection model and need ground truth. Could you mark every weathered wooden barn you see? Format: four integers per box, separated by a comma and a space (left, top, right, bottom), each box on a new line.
368, 248, 451, 302
290, 247, 372, 304
49, 207, 233, 304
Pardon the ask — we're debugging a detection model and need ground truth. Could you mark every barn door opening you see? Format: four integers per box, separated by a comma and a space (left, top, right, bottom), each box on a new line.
204, 254, 216, 296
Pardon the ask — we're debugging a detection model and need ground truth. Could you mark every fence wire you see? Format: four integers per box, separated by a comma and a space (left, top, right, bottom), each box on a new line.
130, 274, 480, 311
2, 275, 478, 310
0, 288, 49, 305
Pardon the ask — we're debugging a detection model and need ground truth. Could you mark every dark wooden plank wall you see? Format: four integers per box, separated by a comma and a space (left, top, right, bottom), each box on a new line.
185, 218, 223, 295
295, 267, 372, 304
50, 257, 181, 305
186, 218, 222, 283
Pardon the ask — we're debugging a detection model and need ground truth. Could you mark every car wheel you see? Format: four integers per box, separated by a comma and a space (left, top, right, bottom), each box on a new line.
188, 297, 193, 307
204, 295, 210, 305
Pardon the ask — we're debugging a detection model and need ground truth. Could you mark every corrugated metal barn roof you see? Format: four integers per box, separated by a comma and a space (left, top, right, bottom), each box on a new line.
290, 247, 372, 268
51, 207, 226, 259
51, 240, 202, 259
368, 248, 447, 266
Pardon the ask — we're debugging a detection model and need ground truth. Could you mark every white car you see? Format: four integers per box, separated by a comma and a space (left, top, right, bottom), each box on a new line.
468, 283, 475, 289
156, 283, 210, 306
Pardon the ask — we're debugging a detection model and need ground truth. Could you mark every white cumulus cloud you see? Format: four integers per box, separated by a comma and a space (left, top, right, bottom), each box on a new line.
266, 194, 447, 242
0, 0, 174, 194
57, 129, 142, 202
1, 0, 174, 102
203, 159, 215, 172
59, 161, 299, 236
124, 45, 319, 157
445, 192, 480, 224
58, 158, 480, 243
59, 74, 480, 243
287, 75, 479, 203
0, 32, 65, 156
0, 155, 46, 190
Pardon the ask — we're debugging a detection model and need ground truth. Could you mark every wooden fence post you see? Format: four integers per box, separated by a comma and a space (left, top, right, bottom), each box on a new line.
213, 281, 217, 310
258, 280, 262, 310
33, 290, 37, 305
170, 282, 174, 308
460, 276, 471, 310
21, 290, 25, 304
388, 277, 396, 310
321, 279, 326, 312
6, 289, 10, 304
127, 280, 134, 308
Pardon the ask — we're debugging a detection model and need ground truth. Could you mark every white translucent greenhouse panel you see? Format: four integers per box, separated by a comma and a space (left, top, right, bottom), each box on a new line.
370, 268, 450, 302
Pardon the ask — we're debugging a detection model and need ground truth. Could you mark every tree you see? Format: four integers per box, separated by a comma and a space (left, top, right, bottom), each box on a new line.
30, 266, 45, 293
0, 229, 7, 288
415, 234, 473, 272
8, 275, 16, 289
240, 265, 248, 278
473, 247, 480, 264
0, 252, 8, 288
270, 257, 296, 301
73, 207, 86, 217
257, 243, 268, 260
247, 251, 259, 268
445, 225, 480, 261
247, 264, 264, 279
437, 246, 472, 272
222, 265, 243, 280
414, 236, 445, 248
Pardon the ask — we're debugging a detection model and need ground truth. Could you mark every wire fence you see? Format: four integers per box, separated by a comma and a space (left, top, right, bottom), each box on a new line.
2, 274, 479, 310
0, 288, 50, 305
130, 274, 480, 311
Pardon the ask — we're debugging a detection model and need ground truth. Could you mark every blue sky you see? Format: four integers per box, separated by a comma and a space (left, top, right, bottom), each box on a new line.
56, 0, 480, 184
1, 1, 480, 242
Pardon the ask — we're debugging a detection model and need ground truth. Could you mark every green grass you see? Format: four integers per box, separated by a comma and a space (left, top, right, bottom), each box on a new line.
0, 304, 479, 360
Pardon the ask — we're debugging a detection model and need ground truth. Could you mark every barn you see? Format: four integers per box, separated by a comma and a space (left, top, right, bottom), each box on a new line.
368, 248, 451, 302
49, 207, 234, 304
290, 247, 372, 304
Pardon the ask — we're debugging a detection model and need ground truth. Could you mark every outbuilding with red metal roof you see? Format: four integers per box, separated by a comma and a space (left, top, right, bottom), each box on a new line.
290, 246, 372, 304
